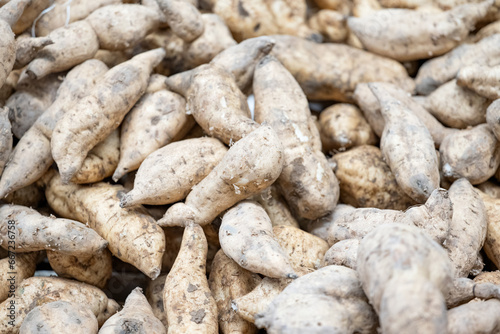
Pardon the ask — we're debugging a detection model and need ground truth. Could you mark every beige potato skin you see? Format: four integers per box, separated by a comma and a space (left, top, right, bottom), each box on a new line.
44, 173, 165, 279
476, 190, 500, 269
19, 20, 99, 83
158, 125, 284, 227
254, 55, 339, 220
312, 0, 351, 13
0, 59, 108, 199
251, 185, 300, 228
146, 274, 168, 328
121, 138, 227, 207
415, 34, 500, 95
371, 83, 439, 203
0, 4, 18, 89
100, 287, 166, 334
270, 34, 415, 102
319, 103, 377, 153
9, 0, 49, 34
51, 48, 165, 183
219, 201, 296, 279
447, 299, 500, 334
306, 204, 356, 241
255, 266, 378, 334
323, 239, 360, 270
19, 301, 99, 334
457, 65, 500, 100
440, 124, 500, 184
0, 204, 108, 256
0, 276, 109, 333
157, 0, 204, 42
208, 250, 261, 334
0, 108, 11, 176
486, 98, 500, 141
357, 224, 454, 334
424, 79, 490, 129
113, 88, 192, 181
348, 2, 492, 61
0, 252, 38, 302
86, 4, 160, 51
164, 224, 218, 334
332, 145, 416, 210
14, 35, 53, 69
96, 299, 121, 328
308, 9, 348, 43
3, 183, 44, 208
47, 249, 113, 289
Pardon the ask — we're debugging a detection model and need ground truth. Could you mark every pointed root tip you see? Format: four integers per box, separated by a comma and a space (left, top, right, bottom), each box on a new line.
148, 267, 161, 280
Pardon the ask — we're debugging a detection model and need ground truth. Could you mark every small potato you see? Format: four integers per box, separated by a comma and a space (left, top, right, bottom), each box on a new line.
332, 145, 416, 209
319, 103, 377, 153
323, 239, 360, 270
19, 301, 99, 334
157, 0, 204, 42
457, 65, 500, 100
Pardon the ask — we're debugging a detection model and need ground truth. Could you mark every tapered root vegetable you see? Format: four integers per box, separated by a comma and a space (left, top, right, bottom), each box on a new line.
306, 204, 356, 241
449, 299, 500, 334
348, 1, 493, 61
157, 0, 204, 42
270, 35, 415, 102
357, 224, 454, 334
14, 36, 53, 69
164, 223, 218, 334
254, 55, 339, 219
9, 0, 50, 34
51, 48, 165, 184
19, 301, 99, 334
0, 59, 108, 199
415, 34, 500, 95
324, 239, 360, 269
100, 287, 166, 334
0, 204, 108, 256
0, 108, 11, 176
86, 4, 160, 51
47, 249, 113, 289
0, 252, 38, 302
370, 83, 439, 203
97, 299, 121, 327
476, 189, 500, 269
251, 185, 299, 228
120, 138, 227, 207
44, 173, 165, 279
146, 275, 168, 328
18, 20, 99, 83
255, 265, 378, 334
112, 87, 192, 181
440, 124, 500, 184
486, 99, 500, 141
158, 125, 284, 227
219, 201, 297, 279
0, 277, 109, 333
331, 145, 416, 209
308, 9, 348, 43
457, 65, 500, 100
208, 250, 261, 334
446, 276, 500, 308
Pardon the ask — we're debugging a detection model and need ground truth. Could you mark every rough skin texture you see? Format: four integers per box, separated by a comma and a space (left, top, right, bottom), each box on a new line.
323, 239, 360, 270
14, 35, 53, 69
0, 11, 16, 89
308, 9, 348, 43
477, 189, 500, 269
146, 274, 169, 329
447, 299, 500, 334
157, 0, 204, 42
251, 185, 300, 228
158, 125, 284, 227
0, 107, 11, 177
457, 64, 500, 100
0, 252, 38, 302
163, 224, 218, 334
486, 99, 500, 141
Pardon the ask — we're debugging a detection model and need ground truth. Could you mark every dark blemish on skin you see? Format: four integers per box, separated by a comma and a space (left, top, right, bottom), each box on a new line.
187, 283, 198, 292
190, 309, 206, 324
238, 0, 249, 17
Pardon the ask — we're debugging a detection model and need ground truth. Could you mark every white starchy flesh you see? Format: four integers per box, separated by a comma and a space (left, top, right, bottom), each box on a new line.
0, 107, 11, 177
253, 55, 339, 220
357, 224, 454, 334
324, 239, 360, 270
251, 185, 300, 228
120, 138, 227, 207
424, 79, 490, 129
0, 204, 108, 256
0, 59, 108, 199
100, 287, 166, 334
447, 299, 500, 334
348, 1, 492, 61
44, 173, 165, 279
457, 64, 500, 100
0, 276, 109, 334
113, 87, 192, 181
157, 0, 204, 42
19, 301, 99, 334
440, 124, 500, 184
415, 34, 500, 95
51, 48, 165, 184
255, 265, 378, 334
486, 99, 500, 141
219, 201, 297, 279
370, 83, 439, 203
164, 223, 218, 334
157, 125, 284, 227
0, 252, 38, 302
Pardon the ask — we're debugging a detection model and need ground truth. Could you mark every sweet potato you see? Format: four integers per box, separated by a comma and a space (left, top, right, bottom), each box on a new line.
476, 189, 500, 269
0, 69, 19, 107
18, 20, 100, 83
219, 201, 297, 279
163, 223, 218, 334
120, 137, 227, 207
308, 9, 348, 43
158, 125, 284, 228
447, 299, 500, 334
0, 59, 108, 199
472, 19, 500, 42
415, 34, 500, 95
445, 276, 500, 308
51, 48, 165, 183
255, 265, 378, 334
100, 287, 166, 334
10, 0, 50, 34
312, 0, 351, 14
487, 99, 500, 141
86, 4, 161, 51
440, 124, 500, 184
348, 1, 492, 61
14, 35, 53, 69
474, 271, 500, 285
96, 299, 121, 327
306, 204, 355, 241
357, 223, 454, 334
0, 252, 38, 302
156, 0, 204, 42
208, 250, 261, 334
370, 83, 439, 203
254, 55, 339, 219
0, 107, 11, 176
2, 183, 43, 208
323, 239, 360, 269
457, 65, 500, 100
19, 301, 99, 334
251, 185, 299, 228
270, 34, 415, 102
352, 0, 381, 17
44, 172, 165, 279
146, 274, 168, 329
0, 204, 108, 256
